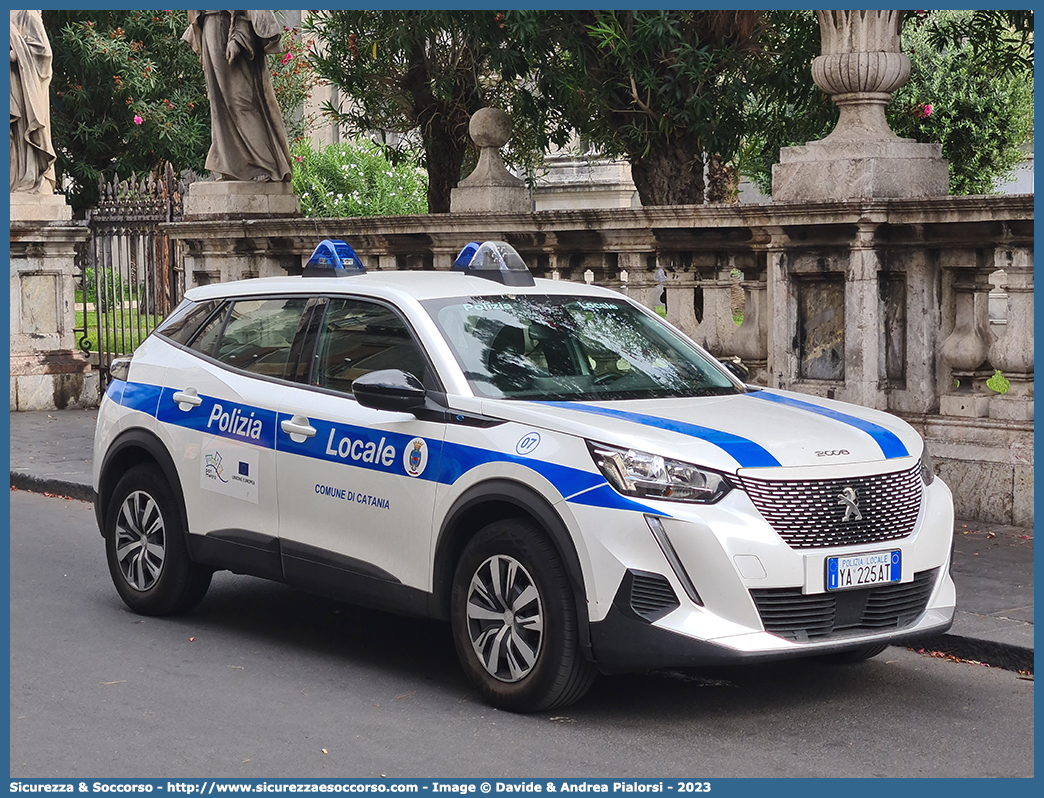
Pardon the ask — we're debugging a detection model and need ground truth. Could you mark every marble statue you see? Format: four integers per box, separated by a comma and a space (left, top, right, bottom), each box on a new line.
10, 9, 57, 194
183, 10, 292, 182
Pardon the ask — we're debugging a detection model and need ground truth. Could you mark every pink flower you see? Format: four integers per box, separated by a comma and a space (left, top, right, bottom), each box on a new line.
133, 114, 143, 125
281, 51, 293, 65
919, 103, 932, 118
296, 155, 303, 163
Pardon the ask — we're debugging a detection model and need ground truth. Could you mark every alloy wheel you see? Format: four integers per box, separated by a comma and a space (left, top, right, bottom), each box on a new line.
113, 490, 166, 592
465, 554, 544, 682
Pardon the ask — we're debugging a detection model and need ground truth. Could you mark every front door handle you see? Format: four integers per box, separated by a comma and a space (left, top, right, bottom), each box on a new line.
280, 414, 316, 443
172, 388, 202, 410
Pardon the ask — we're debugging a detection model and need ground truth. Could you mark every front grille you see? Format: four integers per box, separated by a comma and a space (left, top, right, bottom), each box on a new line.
628, 571, 680, 622
739, 464, 922, 549
750, 569, 938, 642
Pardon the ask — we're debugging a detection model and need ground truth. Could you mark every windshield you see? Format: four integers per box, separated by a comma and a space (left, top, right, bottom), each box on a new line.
422, 294, 743, 401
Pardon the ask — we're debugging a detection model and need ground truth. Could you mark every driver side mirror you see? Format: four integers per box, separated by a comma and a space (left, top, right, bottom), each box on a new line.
352, 369, 426, 412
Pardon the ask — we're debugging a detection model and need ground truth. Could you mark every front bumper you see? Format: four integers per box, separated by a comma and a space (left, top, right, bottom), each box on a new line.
570, 461, 957, 673
589, 566, 955, 673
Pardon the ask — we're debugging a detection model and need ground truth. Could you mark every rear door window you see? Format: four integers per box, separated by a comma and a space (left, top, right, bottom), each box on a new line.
312, 298, 429, 394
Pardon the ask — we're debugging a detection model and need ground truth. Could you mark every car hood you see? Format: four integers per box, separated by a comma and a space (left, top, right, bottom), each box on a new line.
479, 388, 922, 474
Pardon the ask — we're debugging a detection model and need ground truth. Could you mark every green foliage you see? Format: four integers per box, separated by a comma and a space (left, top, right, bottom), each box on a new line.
923, 10, 1033, 75
890, 11, 1034, 195
45, 13, 318, 214
743, 10, 1034, 196
510, 11, 772, 205
268, 26, 321, 147
986, 370, 1011, 395
739, 11, 833, 194
44, 10, 209, 212
303, 11, 543, 213
292, 141, 428, 218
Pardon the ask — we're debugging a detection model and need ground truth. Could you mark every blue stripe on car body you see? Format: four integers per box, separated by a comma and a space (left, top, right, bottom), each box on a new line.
119, 381, 164, 418
539, 401, 781, 468
115, 382, 661, 514
744, 391, 909, 459
105, 379, 126, 405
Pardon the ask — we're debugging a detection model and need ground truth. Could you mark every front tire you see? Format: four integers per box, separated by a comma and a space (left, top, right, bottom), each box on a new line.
450, 518, 596, 712
104, 464, 212, 615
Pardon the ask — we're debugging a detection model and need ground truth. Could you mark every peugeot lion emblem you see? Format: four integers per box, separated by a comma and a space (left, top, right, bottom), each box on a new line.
838, 486, 863, 522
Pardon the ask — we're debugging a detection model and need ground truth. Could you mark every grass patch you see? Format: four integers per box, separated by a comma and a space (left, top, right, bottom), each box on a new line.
75, 308, 160, 354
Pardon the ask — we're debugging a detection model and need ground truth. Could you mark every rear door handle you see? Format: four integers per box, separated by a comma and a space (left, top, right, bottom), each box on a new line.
172, 388, 202, 410
280, 414, 316, 442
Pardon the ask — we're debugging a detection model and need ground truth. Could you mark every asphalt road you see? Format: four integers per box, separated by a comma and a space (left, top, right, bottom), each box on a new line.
9, 489, 1035, 779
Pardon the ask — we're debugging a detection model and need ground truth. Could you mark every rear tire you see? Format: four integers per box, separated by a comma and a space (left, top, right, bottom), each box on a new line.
450, 518, 596, 712
820, 643, 889, 664
104, 464, 212, 615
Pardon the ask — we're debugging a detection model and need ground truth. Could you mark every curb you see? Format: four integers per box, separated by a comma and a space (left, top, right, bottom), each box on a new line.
11, 473, 95, 504
911, 632, 1035, 674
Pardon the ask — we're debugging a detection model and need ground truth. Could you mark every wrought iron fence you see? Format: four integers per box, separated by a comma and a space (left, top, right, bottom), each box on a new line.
75, 163, 194, 387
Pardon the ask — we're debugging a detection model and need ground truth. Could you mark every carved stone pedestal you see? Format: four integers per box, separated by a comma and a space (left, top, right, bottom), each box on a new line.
773, 140, 949, 201
10, 212, 97, 410
183, 180, 300, 219
10, 192, 73, 223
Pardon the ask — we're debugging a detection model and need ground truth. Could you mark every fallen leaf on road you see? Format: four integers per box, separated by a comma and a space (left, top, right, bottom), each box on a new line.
322, 749, 328, 755
916, 648, 991, 667
102, 680, 127, 685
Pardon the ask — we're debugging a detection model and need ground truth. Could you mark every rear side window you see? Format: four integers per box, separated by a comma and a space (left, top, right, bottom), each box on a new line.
154, 299, 222, 346
210, 297, 310, 378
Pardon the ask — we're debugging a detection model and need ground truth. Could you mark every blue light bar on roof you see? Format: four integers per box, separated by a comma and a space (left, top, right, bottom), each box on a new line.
452, 240, 535, 287
304, 239, 364, 277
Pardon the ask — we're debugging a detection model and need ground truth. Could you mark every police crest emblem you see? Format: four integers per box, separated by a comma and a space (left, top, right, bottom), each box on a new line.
403, 437, 428, 477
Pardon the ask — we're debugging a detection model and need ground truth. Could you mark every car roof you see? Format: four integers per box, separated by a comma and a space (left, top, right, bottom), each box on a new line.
183, 271, 628, 304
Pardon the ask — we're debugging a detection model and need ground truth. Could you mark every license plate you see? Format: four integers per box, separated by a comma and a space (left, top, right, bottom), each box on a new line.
826, 550, 901, 591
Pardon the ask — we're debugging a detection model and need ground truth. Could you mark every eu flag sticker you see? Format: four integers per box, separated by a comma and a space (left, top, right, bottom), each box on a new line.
238, 461, 250, 477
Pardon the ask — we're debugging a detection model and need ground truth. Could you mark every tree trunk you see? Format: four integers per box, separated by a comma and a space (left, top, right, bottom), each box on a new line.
706, 154, 739, 204
629, 139, 705, 206
422, 119, 465, 214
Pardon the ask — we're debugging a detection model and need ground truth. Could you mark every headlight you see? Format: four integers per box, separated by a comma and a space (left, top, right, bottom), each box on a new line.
919, 444, 936, 486
587, 441, 733, 504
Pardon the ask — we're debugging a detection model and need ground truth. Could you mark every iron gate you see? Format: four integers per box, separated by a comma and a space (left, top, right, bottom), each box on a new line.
75, 163, 194, 388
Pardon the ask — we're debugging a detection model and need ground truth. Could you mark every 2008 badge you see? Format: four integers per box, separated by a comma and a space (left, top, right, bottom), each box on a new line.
404, 437, 428, 477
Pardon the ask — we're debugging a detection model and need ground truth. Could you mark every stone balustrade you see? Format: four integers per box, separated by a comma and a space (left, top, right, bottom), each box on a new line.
165, 192, 1033, 524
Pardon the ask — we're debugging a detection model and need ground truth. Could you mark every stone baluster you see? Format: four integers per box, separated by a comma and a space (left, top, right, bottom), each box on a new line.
987, 244, 1034, 421
620, 260, 660, 312
939, 249, 995, 417
699, 257, 741, 358
728, 260, 769, 385
658, 266, 699, 342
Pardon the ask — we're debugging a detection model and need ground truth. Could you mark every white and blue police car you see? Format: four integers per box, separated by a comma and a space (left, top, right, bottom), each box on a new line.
93, 240, 955, 712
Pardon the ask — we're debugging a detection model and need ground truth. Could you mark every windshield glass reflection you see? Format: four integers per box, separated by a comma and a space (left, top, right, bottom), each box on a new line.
422, 295, 742, 401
